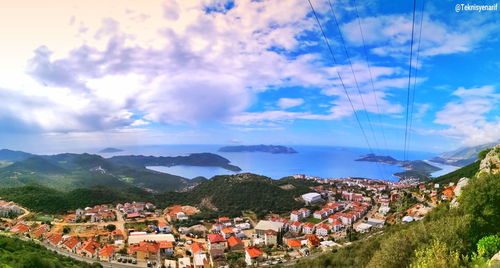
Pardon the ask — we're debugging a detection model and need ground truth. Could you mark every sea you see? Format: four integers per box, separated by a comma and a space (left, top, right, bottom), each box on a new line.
89, 144, 458, 182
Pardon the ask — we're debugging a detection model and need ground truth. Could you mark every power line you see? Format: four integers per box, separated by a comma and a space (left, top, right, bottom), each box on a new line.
352, 0, 390, 154
403, 0, 417, 161
407, 0, 426, 155
326, 0, 387, 178
306, 0, 385, 179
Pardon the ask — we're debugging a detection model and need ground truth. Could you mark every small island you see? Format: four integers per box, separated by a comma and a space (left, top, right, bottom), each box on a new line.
218, 145, 297, 154
99, 147, 123, 153
356, 153, 441, 180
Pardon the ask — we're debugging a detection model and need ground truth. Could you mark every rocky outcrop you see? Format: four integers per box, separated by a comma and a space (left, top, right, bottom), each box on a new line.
478, 145, 500, 175
451, 177, 470, 208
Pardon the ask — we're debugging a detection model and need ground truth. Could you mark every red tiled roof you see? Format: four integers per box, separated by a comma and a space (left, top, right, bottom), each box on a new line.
80, 241, 100, 255
190, 242, 206, 254
291, 221, 302, 227
303, 222, 315, 228
218, 217, 231, 222
127, 212, 141, 218
160, 241, 174, 249
31, 227, 47, 238
316, 223, 329, 230
129, 241, 160, 254
158, 221, 168, 228
245, 246, 263, 258
99, 244, 115, 257
305, 234, 320, 246
221, 227, 234, 234
63, 237, 80, 249
47, 233, 63, 245
287, 240, 301, 247
111, 229, 123, 236
208, 233, 226, 244
227, 236, 243, 247
11, 223, 30, 233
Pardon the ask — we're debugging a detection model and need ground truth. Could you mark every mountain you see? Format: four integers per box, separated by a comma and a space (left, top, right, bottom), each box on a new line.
356, 154, 441, 180
429, 142, 498, 167
0, 149, 33, 161
0, 151, 208, 192
218, 144, 298, 154
109, 153, 241, 171
99, 147, 123, 153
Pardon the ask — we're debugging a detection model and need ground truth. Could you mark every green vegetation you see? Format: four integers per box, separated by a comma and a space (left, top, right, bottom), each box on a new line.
292, 171, 500, 268
478, 148, 492, 161
302, 217, 321, 224
431, 160, 479, 185
0, 235, 102, 268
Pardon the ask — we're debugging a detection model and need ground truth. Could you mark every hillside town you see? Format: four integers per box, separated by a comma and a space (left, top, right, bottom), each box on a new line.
0, 175, 462, 268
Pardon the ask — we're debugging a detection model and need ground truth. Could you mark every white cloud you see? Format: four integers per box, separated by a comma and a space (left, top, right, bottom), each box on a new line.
278, 98, 304, 109
434, 86, 500, 146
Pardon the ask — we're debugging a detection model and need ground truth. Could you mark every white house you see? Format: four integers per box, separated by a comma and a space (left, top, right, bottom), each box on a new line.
302, 193, 322, 204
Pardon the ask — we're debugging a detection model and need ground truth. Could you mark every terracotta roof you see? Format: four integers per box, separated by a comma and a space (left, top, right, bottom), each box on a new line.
190, 242, 206, 254
159, 241, 174, 249
316, 223, 329, 230
63, 237, 80, 249
11, 223, 30, 233
208, 233, 226, 244
291, 221, 302, 227
221, 227, 234, 234
287, 239, 301, 247
127, 212, 141, 218
227, 236, 243, 247
31, 227, 47, 238
245, 246, 263, 258
218, 217, 231, 222
80, 241, 100, 255
129, 241, 160, 254
158, 221, 168, 228
111, 229, 123, 236
99, 244, 115, 257
303, 222, 315, 228
47, 233, 63, 245
305, 234, 320, 246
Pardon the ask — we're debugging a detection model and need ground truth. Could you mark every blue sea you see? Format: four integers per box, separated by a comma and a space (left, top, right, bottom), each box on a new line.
90, 144, 455, 182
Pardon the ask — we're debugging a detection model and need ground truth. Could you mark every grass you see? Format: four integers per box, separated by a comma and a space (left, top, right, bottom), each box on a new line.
302, 217, 322, 224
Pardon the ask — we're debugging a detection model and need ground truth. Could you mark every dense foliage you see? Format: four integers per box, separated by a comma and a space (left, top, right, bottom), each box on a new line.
0, 235, 102, 268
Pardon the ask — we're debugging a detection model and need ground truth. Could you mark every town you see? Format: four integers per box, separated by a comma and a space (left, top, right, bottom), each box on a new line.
0, 175, 463, 268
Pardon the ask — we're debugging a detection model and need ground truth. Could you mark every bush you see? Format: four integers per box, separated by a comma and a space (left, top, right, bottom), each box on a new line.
477, 235, 500, 258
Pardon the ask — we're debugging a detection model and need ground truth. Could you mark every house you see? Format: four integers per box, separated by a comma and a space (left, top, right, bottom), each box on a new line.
207, 233, 227, 250
289, 221, 302, 233
209, 249, 228, 267
302, 192, 322, 204
78, 241, 100, 258
193, 253, 210, 268
176, 212, 189, 221
99, 244, 116, 261
290, 211, 302, 222
227, 236, 244, 251
355, 223, 372, 233
235, 222, 251, 230
164, 259, 177, 268
111, 229, 124, 241
62, 236, 81, 253
330, 219, 343, 232
178, 257, 192, 268
299, 208, 311, 218
315, 223, 329, 237
218, 217, 232, 226
337, 213, 355, 225
31, 226, 48, 239
190, 242, 206, 255
302, 222, 315, 234
305, 234, 320, 247
213, 223, 224, 232
245, 246, 264, 266
158, 221, 171, 233
254, 220, 283, 236
220, 227, 235, 239
264, 231, 278, 246
10, 223, 30, 234
160, 241, 174, 256
129, 241, 160, 261
47, 233, 63, 246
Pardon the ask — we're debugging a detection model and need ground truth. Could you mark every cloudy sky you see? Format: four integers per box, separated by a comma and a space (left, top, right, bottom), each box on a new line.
0, 0, 499, 153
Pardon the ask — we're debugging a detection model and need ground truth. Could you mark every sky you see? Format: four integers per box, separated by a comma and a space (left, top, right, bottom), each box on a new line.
0, 0, 499, 154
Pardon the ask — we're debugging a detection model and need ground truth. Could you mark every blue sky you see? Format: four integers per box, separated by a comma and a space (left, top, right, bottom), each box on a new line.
0, 0, 499, 154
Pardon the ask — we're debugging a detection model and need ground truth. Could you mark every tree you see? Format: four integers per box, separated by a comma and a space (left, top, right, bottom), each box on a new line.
409, 240, 462, 268
477, 235, 500, 259
105, 224, 116, 232
63, 226, 71, 234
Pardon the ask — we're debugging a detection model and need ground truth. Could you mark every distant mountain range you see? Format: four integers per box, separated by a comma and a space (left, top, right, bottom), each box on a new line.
218, 144, 297, 154
428, 142, 498, 166
0, 149, 241, 192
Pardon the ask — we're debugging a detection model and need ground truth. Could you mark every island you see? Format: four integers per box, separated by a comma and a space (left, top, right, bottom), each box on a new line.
356, 154, 441, 180
99, 147, 123, 153
109, 152, 242, 172
218, 145, 297, 154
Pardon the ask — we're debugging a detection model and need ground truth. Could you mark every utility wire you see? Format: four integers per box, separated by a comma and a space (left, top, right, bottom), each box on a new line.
326, 0, 387, 178
352, 0, 390, 155
403, 0, 417, 162
306, 0, 385, 180
407, 0, 425, 155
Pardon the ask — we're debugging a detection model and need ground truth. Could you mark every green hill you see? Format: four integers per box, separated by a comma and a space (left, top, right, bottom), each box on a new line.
0, 235, 102, 268
431, 160, 480, 185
